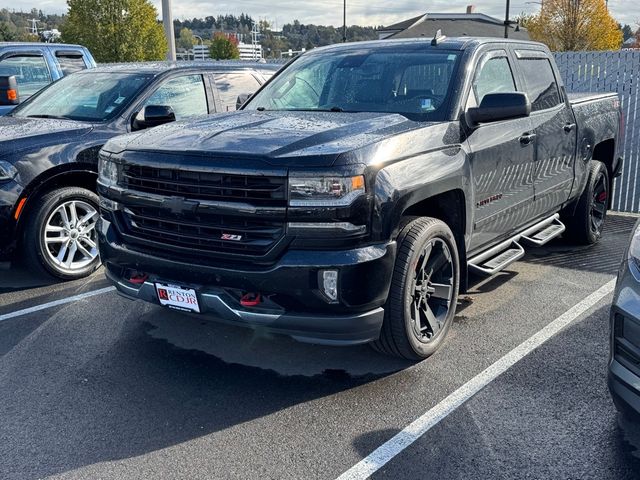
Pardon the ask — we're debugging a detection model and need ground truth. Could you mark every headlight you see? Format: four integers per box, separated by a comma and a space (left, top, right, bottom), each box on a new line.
0, 160, 17, 182
629, 221, 640, 268
289, 175, 365, 206
98, 155, 118, 187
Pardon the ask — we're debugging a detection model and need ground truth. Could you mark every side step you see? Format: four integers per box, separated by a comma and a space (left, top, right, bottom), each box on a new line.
520, 216, 565, 246
468, 240, 525, 276
468, 214, 565, 276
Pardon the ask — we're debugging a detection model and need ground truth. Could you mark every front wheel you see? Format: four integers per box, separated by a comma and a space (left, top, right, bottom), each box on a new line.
22, 187, 101, 280
371, 217, 460, 360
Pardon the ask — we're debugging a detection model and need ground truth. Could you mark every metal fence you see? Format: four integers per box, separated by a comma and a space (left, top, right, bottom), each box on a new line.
554, 50, 640, 213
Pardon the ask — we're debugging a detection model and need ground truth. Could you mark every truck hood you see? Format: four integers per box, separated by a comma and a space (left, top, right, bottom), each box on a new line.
0, 116, 94, 157
111, 111, 429, 167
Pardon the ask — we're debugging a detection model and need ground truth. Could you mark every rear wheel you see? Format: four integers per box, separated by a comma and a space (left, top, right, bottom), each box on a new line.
563, 160, 609, 245
22, 187, 101, 280
372, 217, 459, 360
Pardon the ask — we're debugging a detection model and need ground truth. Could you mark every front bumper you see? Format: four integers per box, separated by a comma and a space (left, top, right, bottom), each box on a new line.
608, 259, 640, 420
0, 179, 22, 260
99, 216, 394, 345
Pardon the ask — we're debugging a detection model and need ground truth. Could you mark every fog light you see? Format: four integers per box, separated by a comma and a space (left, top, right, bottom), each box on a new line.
320, 269, 339, 302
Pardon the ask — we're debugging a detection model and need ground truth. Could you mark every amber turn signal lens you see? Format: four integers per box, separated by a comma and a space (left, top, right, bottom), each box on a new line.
7, 89, 17, 101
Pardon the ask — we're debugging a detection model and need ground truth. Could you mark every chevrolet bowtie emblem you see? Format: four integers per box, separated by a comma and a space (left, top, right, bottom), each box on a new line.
164, 196, 199, 215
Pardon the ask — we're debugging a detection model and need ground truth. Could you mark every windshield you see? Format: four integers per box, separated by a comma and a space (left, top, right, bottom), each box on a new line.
247, 47, 461, 120
12, 72, 153, 122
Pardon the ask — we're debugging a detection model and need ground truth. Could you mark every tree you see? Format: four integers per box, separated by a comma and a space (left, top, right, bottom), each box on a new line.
62, 0, 168, 63
209, 32, 239, 60
525, 0, 623, 51
177, 27, 195, 50
620, 23, 634, 41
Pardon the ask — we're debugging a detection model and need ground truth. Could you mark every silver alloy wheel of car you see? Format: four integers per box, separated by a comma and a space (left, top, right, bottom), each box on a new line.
43, 200, 99, 274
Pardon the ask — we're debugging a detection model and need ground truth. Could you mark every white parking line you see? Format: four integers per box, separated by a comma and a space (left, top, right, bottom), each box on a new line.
0, 286, 115, 323
336, 278, 617, 480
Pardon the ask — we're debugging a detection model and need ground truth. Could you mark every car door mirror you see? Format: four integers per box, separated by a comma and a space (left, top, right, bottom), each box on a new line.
466, 92, 531, 126
0, 75, 20, 106
236, 93, 253, 110
132, 105, 176, 131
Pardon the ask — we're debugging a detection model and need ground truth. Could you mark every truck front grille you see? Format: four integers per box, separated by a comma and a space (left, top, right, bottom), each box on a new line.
121, 165, 287, 207
119, 206, 284, 256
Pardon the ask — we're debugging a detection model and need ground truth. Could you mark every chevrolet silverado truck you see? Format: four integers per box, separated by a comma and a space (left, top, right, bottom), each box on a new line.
97, 37, 623, 360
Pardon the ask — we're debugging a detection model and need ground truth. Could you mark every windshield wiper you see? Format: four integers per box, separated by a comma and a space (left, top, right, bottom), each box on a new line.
26, 114, 72, 120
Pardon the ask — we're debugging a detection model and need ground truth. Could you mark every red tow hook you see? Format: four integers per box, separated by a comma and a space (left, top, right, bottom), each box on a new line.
127, 271, 149, 285
240, 292, 262, 307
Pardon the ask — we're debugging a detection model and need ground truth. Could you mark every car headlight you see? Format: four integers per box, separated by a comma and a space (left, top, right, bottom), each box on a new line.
289, 175, 365, 206
629, 221, 640, 268
98, 155, 118, 187
0, 160, 17, 183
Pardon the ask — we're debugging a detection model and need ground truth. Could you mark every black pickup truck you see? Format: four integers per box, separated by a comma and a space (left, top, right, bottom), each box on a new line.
97, 37, 623, 360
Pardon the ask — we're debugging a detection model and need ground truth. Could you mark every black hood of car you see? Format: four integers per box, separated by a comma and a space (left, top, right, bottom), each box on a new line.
105, 111, 430, 167
0, 116, 94, 158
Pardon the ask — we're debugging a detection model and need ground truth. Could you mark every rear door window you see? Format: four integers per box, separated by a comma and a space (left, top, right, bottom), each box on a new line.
143, 74, 209, 120
0, 54, 52, 98
214, 72, 262, 112
55, 52, 88, 75
517, 57, 562, 112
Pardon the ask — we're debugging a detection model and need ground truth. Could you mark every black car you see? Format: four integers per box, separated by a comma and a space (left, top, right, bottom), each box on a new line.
0, 62, 277, 279
609, 218, 640, 431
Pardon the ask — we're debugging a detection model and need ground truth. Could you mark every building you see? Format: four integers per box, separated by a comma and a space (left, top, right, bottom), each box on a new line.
378, 6, 530, 41
192, 44, 210, 60
238, 42, 262, 61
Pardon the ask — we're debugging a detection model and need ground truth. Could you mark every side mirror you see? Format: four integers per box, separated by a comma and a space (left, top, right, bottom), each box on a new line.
236, 92, 253, 110
466, 92, 531, 126
132, 105, 176, 130
0, 76, 20, 106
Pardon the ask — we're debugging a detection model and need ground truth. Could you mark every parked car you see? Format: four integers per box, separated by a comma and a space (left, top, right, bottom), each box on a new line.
0, 42, 96, 115
609, 219, 640, 430
97, 37, 623, 360
0, 62, 276, 279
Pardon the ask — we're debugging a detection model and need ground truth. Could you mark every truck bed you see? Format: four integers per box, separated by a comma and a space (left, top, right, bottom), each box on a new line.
568, 92, 617, 105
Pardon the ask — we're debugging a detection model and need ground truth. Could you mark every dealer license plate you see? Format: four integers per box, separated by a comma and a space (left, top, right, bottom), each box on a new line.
155, 283, 200, 313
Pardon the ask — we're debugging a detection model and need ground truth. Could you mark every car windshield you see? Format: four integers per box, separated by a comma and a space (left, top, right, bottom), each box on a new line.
12, 72, 153, 122
247, 46, 461, 120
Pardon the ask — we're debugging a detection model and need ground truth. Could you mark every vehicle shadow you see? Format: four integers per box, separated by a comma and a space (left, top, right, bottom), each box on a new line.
0, 262, 59, 294
0, 298, 414, 480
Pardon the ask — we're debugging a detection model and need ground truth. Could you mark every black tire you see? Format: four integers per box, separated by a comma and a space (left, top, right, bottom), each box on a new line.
22, 187, 101, 280
371, 217, 460, 361
563, 160, 609, 245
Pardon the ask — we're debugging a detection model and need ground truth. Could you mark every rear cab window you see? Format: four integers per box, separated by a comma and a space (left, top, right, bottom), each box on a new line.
0, 52, 52, 98
515, 50, 562, 112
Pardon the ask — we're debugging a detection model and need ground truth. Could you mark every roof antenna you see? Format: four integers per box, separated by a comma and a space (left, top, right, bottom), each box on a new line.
431, 29, 446, 46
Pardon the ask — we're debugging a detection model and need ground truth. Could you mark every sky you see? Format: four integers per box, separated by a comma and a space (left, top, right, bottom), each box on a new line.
3, 0, 640, 28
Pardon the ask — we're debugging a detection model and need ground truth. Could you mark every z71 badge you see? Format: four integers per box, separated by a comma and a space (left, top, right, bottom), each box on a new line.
221, 233, 243, 241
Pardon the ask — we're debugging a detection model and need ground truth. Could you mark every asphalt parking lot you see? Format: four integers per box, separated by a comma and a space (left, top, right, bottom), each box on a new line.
2, 213, 640, 480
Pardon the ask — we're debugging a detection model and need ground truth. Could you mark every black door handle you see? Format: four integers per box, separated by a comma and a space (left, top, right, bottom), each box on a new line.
564, 123, 576, 133
519, 133, 536, 145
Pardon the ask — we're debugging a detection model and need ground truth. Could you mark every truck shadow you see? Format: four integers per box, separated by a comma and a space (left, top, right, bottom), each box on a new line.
0, 300, 414, 480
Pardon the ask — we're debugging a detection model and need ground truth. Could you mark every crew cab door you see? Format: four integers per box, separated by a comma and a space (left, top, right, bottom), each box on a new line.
466, 49, 536, 250
514, 50, 577, 217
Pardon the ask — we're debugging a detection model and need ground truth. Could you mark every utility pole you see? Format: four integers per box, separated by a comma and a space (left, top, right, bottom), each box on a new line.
342, 0, 347, 42
504, 0, 510, 38
162, 0, 176, 61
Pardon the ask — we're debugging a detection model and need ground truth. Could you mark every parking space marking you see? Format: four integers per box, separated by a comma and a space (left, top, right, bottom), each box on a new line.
0, 286, 115, 323
336, 278, 617, 480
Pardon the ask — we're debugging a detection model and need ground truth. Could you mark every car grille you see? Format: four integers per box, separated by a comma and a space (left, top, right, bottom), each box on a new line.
116, 166, 287, 258
119, 206, 284, 256
121, 164, 287, 207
